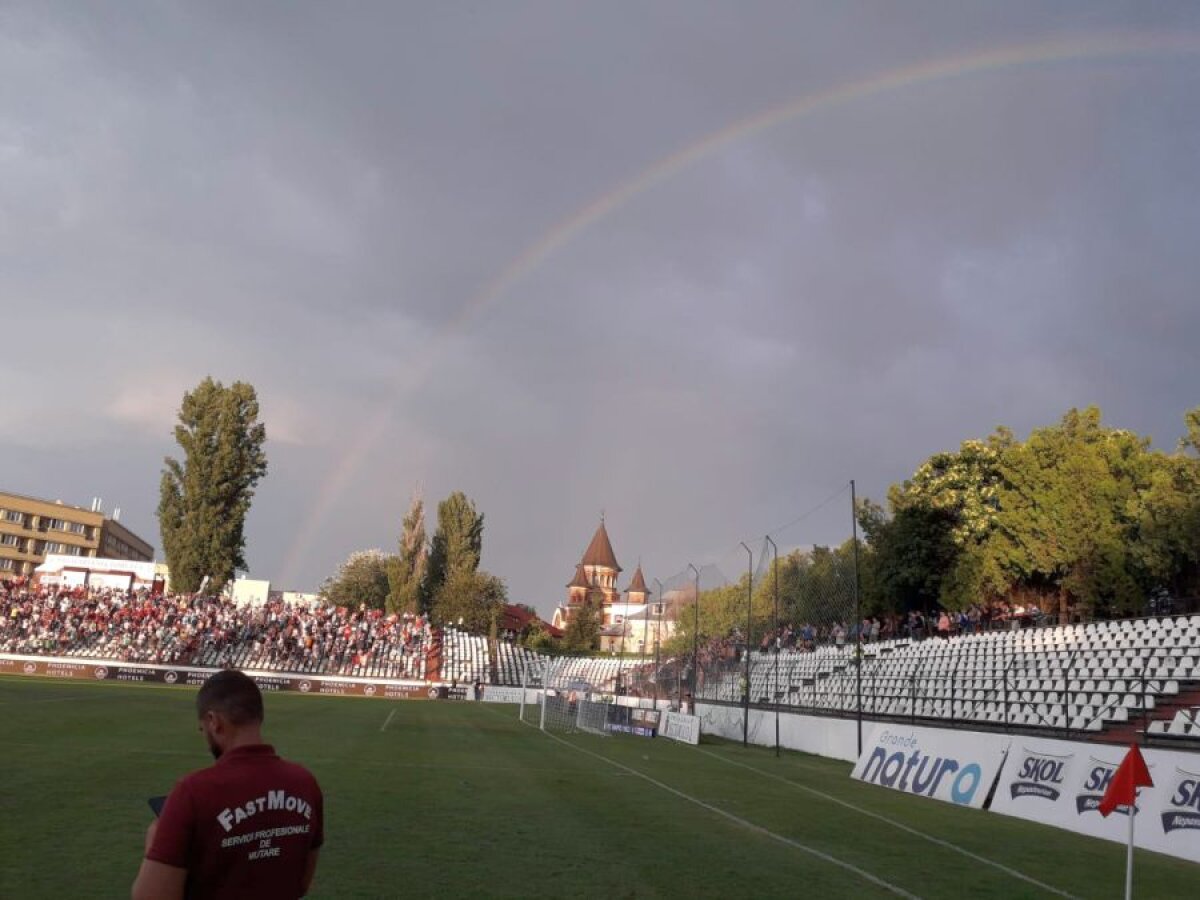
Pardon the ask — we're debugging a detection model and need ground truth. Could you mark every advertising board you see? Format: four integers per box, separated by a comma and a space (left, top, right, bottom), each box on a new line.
660, 711, 701, 745
850, 723, 1010, 809
0, 653, 429, 700
481, 686, 526, 704
605, 705, 660, 737
991, 736, 1200, 864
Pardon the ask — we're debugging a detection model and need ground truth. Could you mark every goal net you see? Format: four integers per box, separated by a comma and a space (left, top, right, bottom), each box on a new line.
519, 655, 610, 736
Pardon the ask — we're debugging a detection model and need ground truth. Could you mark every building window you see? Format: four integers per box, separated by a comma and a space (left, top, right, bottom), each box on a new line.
43, 541, 65, 554
2, 509, 24, 525
66, 521, 88, 536
61, 545, 83, 557
0, 534, 20, 547
0, 558, 13, 570
43, 517, 65, 531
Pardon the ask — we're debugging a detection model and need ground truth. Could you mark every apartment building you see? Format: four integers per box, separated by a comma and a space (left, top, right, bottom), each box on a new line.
0, 490, 154, 578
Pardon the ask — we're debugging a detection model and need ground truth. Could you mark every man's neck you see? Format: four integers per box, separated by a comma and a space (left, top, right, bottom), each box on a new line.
223, 728, 266, 753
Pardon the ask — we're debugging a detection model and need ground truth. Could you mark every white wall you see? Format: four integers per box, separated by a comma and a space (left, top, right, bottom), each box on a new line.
696, 702, 883, 762
229, 578, 271, 606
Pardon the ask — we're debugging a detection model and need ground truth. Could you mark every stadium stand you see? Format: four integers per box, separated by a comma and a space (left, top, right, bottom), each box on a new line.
3, 580, 1197, 744
439, 627, 490, 684
0, 586, 430, 679
696, 614, 1200, 741
488, 639, 633, 693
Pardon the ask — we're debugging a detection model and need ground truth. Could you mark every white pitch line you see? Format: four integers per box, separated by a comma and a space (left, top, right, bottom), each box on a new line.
532, 725, 920, 900
698, 748, 1080, 900
379, 708, 397, 733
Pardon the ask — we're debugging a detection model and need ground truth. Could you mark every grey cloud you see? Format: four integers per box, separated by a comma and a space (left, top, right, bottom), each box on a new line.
4, 2, 1200, 609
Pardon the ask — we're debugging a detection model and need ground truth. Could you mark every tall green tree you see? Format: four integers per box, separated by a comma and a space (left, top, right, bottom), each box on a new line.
981, 407, 1154, 619
432, 569, 506, 634
857, 405, 1200, 622
426, 491, 484, 602
158, 377, 268, 593
387, 490, 428, 614
874, 438, 1004, 611
321, 549, 393, 610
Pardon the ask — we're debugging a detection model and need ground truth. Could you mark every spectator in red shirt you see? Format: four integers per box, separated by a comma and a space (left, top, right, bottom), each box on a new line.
132, 670, 324, 899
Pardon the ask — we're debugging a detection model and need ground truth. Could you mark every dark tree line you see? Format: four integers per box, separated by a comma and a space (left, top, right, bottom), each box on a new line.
321, 489, 506, 633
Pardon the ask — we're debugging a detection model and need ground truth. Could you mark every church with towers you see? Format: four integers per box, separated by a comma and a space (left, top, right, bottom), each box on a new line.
551, 519, 655, 648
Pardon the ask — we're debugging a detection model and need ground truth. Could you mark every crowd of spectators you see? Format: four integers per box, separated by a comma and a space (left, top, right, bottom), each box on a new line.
736, 601, 1050, 658
0, 582, 431, 679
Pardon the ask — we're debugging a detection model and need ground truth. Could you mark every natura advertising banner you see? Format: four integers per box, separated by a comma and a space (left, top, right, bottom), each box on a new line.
851, 724, 1010, 809
991, 737, 1200, 864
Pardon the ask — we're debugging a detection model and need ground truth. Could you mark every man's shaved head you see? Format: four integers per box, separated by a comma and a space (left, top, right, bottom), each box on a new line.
196, 670, 264, 727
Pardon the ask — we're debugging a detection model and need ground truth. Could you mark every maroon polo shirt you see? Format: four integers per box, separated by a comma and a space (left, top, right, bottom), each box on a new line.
147, 744, 324, 900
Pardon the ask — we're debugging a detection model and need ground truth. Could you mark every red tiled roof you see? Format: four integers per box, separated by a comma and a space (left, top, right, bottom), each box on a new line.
499, 604, 562, 638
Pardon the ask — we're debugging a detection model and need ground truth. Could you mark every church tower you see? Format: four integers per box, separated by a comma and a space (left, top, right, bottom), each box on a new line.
553, 518, 623, 630
579, 517, 621, 604
625, 562, 649, 609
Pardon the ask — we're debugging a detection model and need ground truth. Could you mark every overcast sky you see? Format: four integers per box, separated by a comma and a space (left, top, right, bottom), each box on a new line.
4, 2, 1200, 614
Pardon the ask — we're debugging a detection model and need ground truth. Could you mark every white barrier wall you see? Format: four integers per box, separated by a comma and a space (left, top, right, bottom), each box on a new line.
992, 737, 1200, 864
695, 702, 882, 762
851, 723, 1010, 809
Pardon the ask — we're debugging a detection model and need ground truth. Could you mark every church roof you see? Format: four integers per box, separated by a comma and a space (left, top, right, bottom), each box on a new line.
580, 520, 621, 572
566, 564, 590, 589
625, 563, 649, 595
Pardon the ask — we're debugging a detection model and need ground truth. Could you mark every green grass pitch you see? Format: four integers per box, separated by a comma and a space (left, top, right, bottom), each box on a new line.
1, 676, 1196, 899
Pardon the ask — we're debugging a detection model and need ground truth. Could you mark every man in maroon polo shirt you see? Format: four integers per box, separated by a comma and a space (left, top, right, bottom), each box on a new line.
132, 670, 324, 899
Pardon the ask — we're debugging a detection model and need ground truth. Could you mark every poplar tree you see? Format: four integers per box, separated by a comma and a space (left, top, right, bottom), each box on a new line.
158, 377, 268, 593
387, 490, 428, 614
426, 491, 484, 602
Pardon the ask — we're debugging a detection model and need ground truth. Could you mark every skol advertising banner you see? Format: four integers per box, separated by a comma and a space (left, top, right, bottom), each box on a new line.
991, 736, 1200, 864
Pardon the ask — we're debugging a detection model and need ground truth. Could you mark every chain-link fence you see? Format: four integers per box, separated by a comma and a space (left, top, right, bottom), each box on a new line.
618, 485, 865, 735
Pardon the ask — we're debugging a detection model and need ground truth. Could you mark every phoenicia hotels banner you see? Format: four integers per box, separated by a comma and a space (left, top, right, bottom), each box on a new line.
991, 736, 1200, 864
851, 724, 1011, 809
0, 652, 431, 700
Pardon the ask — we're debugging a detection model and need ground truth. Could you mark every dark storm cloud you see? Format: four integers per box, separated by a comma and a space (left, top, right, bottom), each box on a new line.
4, 2, 1200, 611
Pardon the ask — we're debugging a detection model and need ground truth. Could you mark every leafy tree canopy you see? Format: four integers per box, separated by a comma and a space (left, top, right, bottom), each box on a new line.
432, 569, 507, 634
321, 549, 393, 610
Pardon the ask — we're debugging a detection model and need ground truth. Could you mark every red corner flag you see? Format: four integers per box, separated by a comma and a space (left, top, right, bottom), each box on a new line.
1099, 744, 1154, 817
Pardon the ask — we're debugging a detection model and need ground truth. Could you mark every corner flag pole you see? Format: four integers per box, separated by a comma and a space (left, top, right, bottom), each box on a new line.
1125, 791, 1135, 900
1098, 743, 1154, 900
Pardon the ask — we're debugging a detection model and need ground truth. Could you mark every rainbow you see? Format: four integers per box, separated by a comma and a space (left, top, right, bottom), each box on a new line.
277, 30, 1200, 586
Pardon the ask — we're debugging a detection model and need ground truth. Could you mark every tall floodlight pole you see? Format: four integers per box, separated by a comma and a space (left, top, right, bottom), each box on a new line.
618, 608, 627, 695
641, 587, 650, 696
739, 541, 753, 748
688, 563, 700, 710
653, 578, 664, 706
765, 535, 779, 758
851, 479, 864, 756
